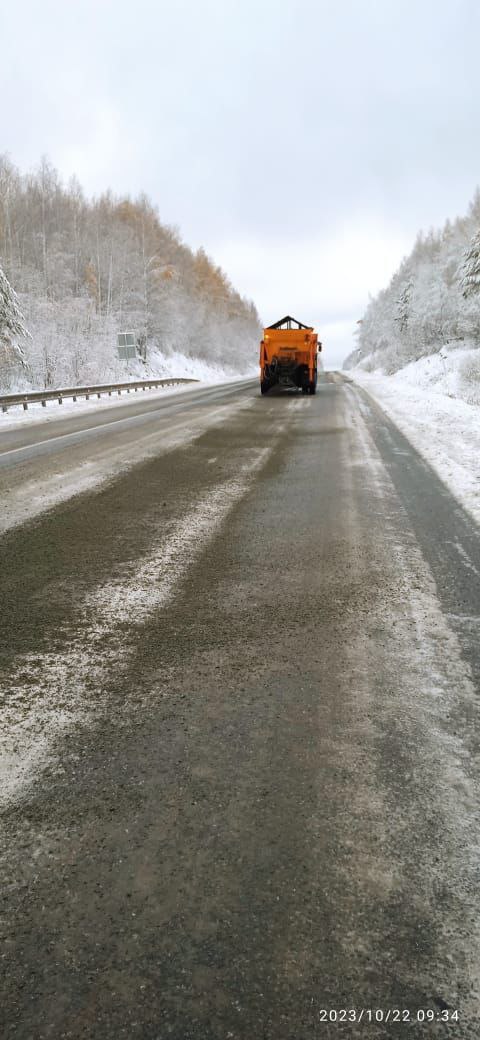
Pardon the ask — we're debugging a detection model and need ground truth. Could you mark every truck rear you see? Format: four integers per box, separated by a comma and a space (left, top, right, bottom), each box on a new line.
259, 315, 321, 395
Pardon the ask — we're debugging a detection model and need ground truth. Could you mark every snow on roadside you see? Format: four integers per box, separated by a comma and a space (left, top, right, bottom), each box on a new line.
143, 348, 256, 385
351, 353, 480, 525
0, 380, 202, 431
0, 347, 257, 432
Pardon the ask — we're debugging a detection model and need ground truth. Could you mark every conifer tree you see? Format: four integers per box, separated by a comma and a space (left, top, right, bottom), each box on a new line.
0, 265, 30, 365
395, 280, 413, 333
460, 229, 480, 298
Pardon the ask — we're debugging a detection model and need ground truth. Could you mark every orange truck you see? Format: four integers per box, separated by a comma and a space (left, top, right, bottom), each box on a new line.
259, 315, 322, 395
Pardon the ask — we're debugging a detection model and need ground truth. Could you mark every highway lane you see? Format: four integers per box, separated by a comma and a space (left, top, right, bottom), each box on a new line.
1, 373, 480, 1038
0, 378, 257, 533
0, 378, 256, 462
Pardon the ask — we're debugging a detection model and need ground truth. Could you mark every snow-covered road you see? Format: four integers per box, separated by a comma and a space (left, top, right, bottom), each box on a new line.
0, 378, 255, 533
1, 373, 480, 1037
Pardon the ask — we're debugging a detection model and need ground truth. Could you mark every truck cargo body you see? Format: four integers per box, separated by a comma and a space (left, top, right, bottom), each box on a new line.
259, 316, 321, 395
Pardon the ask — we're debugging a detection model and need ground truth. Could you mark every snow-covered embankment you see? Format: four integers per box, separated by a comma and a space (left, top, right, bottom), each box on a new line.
350, 346, 480, 525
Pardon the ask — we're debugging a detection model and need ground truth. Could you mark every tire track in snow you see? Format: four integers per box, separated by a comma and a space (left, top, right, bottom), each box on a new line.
0, 394, 256, 535
0, 443, 276, 807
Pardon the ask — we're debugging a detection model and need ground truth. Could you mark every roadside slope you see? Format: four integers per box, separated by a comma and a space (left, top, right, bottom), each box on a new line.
350, 364, 480, 524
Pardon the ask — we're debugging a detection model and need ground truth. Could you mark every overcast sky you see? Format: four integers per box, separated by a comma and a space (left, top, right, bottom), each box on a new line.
2, 0, 480, 366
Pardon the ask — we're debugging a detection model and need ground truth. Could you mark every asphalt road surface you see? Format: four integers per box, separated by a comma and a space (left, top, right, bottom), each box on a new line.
1, 374, 480, 1038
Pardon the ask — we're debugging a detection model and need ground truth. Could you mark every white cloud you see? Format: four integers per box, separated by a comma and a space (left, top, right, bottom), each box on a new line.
57, 103, 126, 190
1, 0, 480, 369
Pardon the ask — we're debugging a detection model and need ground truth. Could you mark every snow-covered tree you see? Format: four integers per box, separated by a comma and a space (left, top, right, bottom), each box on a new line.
459, 229, 480, 298
0, 264, 29, 367
344, 191, 480, 375
395, 279, 413, 334
0, 155, 261, 391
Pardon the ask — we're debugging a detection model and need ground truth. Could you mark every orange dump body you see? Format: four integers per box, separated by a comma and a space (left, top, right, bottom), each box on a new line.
259, 316, 321, 395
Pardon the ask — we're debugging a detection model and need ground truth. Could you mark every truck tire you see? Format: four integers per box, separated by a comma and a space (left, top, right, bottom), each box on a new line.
260, 380, 269, 395
309, 382, 317, 395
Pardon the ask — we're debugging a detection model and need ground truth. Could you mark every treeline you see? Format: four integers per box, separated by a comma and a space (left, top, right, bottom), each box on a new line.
344, 190, 480, 374
0, 155, 260, 390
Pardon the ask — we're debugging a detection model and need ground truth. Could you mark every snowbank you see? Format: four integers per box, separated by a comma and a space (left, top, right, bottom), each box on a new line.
0, 380, 202, 431
4, 346, 256, 397
355, 342, 480, 407
0, 349, 256, 431
351, 350, 480, 524
125, 347, 256, 385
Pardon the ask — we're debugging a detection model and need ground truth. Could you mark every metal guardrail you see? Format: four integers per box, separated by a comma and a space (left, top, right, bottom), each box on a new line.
0, 377, 199, 412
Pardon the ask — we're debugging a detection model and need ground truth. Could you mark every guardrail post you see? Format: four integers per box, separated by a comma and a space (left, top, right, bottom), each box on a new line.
0, 376, 199, 413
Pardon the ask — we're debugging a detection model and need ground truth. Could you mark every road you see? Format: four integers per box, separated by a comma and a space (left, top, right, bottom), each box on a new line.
1, 374, 480, 1038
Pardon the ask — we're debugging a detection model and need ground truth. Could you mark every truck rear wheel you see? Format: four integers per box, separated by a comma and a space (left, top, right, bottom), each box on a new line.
260, 380, 270, 395
309, 382, 317, 395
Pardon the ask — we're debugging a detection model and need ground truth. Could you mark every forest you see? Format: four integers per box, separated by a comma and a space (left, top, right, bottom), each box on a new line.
0, 155, 260, 392
344, 190, 480, 392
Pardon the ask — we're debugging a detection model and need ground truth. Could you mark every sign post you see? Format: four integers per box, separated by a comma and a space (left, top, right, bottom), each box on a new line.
117, 333, 147, 362
117, 333, 136, 360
